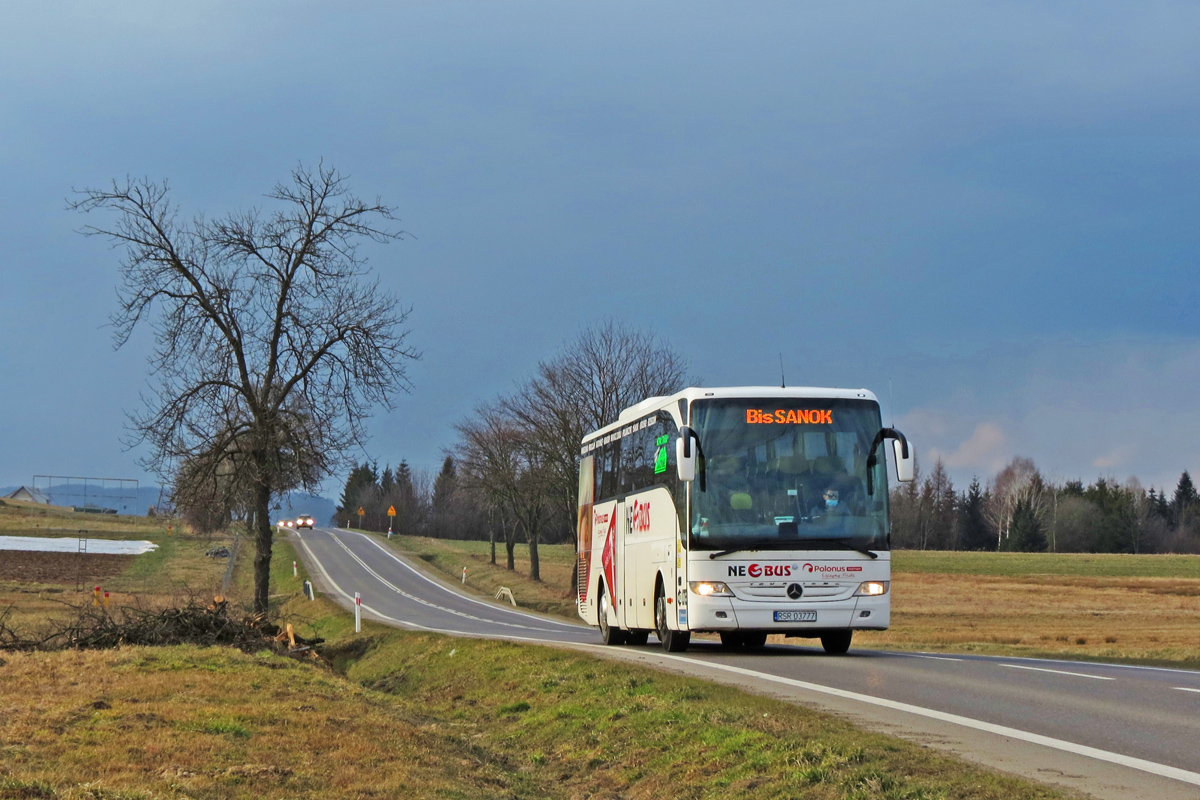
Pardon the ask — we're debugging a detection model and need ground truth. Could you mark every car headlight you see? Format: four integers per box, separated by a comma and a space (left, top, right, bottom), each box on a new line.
688, 581, 734, 597
854, 581, 889, 596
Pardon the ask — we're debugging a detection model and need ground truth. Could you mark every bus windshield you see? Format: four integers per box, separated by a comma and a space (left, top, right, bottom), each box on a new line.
689, 398, 889, 552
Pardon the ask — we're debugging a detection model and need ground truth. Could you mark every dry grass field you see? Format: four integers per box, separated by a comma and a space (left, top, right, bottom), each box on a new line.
381, 535, 1200, 668
0, 546, 1074, 800
854, 551, 1200, 667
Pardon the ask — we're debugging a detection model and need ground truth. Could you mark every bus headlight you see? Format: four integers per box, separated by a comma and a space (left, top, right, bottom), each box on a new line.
689, 581, 734, 597
854, 581, 889, 596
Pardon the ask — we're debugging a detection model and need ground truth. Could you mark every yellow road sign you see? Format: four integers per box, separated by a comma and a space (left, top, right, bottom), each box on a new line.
357, 506, 365, 516
387, 505, 396, 517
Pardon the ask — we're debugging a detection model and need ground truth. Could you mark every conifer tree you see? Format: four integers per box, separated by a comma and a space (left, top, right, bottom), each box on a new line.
958, 477, 992, 551
1173, 471, 1198, 522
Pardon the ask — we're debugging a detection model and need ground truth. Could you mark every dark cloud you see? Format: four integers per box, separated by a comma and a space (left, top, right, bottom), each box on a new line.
1, 2, 1196, 491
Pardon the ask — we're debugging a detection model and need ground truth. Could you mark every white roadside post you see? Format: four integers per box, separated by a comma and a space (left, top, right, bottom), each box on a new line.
292, 561, 297, 577
461, 567, 467, 584
354, 592, 362, 632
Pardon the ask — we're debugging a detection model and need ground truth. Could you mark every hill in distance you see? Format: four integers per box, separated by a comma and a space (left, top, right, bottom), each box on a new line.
0, 484, 336, 526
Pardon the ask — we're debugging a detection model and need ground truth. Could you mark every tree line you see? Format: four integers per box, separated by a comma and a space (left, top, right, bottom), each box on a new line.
890, 456, 1200, 553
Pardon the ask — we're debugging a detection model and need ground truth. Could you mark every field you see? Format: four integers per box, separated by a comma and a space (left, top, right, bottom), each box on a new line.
0, 536, 1074, 800
0, 500, 234, 634
382, 535, 1200, 668
0, 552, 134, 584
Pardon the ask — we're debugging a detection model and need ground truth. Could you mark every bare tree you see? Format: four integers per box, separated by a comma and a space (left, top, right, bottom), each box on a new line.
986, 456, 1046, 551
503, 321, 691, 587
456, 404, 552, 576
72, 165, 418, 613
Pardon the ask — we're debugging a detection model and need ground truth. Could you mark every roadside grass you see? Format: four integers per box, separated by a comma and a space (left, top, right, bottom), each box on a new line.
0, 646, 535, 800
0, 607, 1076, 800
369, 538, 1200, 668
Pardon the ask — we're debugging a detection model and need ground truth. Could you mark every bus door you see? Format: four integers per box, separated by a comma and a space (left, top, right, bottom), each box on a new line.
624, 492, 658, 630
615, 498, 633, 630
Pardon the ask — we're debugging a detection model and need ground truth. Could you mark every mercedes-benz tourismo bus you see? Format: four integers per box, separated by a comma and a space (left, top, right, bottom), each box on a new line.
576, 387, 914, 654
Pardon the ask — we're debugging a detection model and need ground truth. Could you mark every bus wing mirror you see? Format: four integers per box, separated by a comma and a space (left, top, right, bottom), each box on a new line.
677, 427, 697, 482
893, 438, 915, 482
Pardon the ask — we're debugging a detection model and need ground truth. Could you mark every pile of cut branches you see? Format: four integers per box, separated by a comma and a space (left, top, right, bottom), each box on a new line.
0, 598, 323, 659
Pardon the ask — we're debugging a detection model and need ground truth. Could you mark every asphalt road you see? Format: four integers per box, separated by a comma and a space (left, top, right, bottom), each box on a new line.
294, 526, 1200, 800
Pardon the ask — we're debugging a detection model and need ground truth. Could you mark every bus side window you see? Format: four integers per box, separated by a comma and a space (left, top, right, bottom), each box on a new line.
599, 439, 621, 501
618, 427, 639, 495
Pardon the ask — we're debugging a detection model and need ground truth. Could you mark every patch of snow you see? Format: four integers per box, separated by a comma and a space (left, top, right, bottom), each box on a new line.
0, 536, 159, 555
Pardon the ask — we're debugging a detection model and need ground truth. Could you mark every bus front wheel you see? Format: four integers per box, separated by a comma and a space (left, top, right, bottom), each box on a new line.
820, 631, 852, 655
599, 587, 627, 646
655, 591, 690, 653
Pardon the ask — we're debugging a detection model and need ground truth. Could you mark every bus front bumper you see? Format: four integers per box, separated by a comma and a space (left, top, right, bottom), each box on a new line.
685, 594, 890, 633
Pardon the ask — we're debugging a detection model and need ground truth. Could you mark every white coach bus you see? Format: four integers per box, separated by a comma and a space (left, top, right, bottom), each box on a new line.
576, 386, 914, 654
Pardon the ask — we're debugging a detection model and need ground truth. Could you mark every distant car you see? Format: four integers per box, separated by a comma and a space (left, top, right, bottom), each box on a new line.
295, 514, 315, 529
278, 519, 295, 529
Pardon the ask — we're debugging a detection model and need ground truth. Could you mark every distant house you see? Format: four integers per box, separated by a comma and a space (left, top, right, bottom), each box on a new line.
5, 486, 50, 504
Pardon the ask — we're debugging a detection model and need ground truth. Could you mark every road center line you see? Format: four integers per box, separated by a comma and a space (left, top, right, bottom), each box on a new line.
901, 653, 965, 662
1000, 663, 1115, 681
343, 529, 588, 630
322, 531, 565, 633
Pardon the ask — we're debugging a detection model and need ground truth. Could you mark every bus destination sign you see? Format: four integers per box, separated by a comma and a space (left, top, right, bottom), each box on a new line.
745, 409, 832, 425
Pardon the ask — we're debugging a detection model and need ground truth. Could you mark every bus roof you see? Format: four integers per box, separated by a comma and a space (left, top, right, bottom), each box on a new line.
580, 386, 880, 444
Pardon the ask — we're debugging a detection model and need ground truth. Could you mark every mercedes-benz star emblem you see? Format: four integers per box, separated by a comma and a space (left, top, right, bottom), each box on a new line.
786, 583, 803, 599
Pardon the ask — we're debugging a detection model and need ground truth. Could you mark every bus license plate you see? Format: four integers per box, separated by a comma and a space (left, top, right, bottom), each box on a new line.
774, 610, 816, 622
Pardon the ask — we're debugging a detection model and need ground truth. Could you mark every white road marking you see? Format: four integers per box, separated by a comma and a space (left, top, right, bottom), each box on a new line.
340, 529, 588, 630
1000, 663, 1115, 681
901, 653, 965, 662
1174, 687, 1200, 694
658, 657, 1200, 788
1002, 656, 1200, 677
294, 534, 587, 646
296, 532, 1200, 790
320, 530, 571, 634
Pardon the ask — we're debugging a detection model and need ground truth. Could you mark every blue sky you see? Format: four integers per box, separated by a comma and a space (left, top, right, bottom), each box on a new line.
1, 2, 1198, 496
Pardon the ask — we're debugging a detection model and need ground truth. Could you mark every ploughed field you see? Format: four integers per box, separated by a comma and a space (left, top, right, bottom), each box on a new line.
385, 535, 1200, 667
0, 551, 135, 584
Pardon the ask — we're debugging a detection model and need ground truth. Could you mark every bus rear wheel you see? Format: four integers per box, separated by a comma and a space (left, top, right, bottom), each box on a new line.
655, 591, 690, 653
820, 631, 852, 655
598, 587, 627, 646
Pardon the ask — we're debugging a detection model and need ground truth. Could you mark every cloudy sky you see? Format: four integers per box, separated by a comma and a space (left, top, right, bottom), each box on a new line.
2, 2, 1197, 496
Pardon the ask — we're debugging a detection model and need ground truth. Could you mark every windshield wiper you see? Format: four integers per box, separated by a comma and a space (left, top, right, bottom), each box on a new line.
796, 538, 879, 559
705, 540, 780, 559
